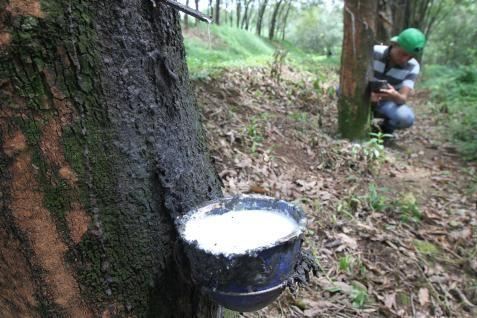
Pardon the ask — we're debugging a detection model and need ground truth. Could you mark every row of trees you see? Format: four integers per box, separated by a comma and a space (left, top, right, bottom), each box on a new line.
183, 0, 296, 41
375, 0, 456, 43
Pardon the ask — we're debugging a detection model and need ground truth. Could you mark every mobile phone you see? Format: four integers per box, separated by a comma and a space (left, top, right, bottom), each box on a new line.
370, 79, 388, 92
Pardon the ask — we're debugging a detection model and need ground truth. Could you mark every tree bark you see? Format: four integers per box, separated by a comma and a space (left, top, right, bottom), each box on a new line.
376, 0, 394, 43
338, 0, 378, 140
280, 0, 292, 40
195, 0, 200, 25
241, 0, 252, 29
0, 1, 222, 317
185, 0, 190, 28
403, 0, 453, 39
209, 0, 214, 18
268, 0, 283, 40
236, 0, 242, 28
256, 0, 269, 36
215, 0, 221, 25
376, 0, 409, 43
245, 8, 254, 31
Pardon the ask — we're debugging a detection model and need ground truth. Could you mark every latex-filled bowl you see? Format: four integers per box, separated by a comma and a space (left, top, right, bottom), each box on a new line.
176, 195, 306, 311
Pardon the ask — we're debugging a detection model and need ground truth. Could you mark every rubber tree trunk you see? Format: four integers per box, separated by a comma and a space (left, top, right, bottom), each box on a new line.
268, 0, 283, 40
0, 1, 222, 317
338, 0, 377, 140
376, 0, 409, 43
195, 0, 200, 25
215, 0, 221, 25
376, 0, 393, 43
280, 0, 292, 41
236, 0, 242, 28
185, 0, 190, 28
392, 0, 410, 36
241, 0, 251, 29
243, 0, 255, 31
209, 0, 214, 18
256, 0, 268, 36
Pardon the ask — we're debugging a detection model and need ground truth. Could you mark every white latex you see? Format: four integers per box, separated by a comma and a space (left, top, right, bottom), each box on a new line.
184, 209, 298, 255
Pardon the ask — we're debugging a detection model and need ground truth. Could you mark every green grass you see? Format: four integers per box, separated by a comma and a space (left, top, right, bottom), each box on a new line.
183, 24, 338, 77
422, 64, 477, 160
184, 25, 275, 76
414, 240, 439, 257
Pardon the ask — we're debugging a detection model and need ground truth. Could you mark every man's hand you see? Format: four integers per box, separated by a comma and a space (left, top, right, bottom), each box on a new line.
373, 84, 411, 105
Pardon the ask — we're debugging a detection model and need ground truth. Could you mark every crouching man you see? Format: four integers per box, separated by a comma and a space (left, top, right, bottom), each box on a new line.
371, 28, 427, 136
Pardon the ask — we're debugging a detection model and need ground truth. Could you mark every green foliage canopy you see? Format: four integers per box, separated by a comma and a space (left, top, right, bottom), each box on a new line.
424, 1, 477, 65
288, 5, 343, 55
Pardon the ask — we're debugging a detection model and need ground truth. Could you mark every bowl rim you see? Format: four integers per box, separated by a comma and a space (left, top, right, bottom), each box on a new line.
176, 194, 307, 257
203, 281, 286, 296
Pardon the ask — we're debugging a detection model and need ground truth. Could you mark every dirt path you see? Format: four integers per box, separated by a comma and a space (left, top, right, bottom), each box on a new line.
194, 67, 476, 318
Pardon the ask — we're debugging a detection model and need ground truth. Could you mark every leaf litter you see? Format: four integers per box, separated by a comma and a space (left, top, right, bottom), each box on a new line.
193, 65, 477, 317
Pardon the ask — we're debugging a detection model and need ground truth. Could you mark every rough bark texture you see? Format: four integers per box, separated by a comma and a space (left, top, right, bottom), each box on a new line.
268, 0, 283, 40
338, 0, 377, 140
376, 0, 409, 43
376, 0, 393, 43
280, 1, 292, 41
0, 0, 222, 317
215, 0, 221, 25
195, 0, 200, 25
236, 0, 241, 28
256, 0, 268, 36
240, 0, 251, 29
184, 0, 190, 28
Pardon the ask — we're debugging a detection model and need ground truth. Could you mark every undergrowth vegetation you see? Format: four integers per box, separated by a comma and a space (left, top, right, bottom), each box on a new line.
422, 65, 477, 160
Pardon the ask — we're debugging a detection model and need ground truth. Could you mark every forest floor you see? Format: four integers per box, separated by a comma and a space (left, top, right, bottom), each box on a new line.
193, 65, 477, 318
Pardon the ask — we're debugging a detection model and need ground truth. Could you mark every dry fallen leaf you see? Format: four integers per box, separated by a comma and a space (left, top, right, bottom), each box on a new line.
384, 292, 396, 309
303, 301, 337, 317
336, 233, 358, 250
418, 288, 430, 306
449, 227, 472, 241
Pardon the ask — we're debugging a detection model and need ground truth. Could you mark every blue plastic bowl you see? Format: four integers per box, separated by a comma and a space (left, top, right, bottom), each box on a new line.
176, 195, 306, 311
204, 282, 286, 312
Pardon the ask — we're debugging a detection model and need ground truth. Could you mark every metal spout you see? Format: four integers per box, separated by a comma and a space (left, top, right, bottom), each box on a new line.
158, 0, 213, 24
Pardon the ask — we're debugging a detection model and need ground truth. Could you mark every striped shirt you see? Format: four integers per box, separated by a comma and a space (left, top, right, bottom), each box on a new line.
373, 45, 420, 90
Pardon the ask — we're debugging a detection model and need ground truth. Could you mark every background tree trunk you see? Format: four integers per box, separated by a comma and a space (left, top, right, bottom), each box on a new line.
215, 0, 221, 25
209, 0, 214, 18
376, 0, 409, 43
195, 0, 200, 25
410, 0, 454, 39
236, 0, 242, 28
268, 0, 283, 40
245, 1, 255, 31
280, 0, 292, 40
376, 0, 394, 43
241, 0, 252, 29
256, 0, 268, 36
185, 0, 190, 28
0, 1, 222, 317
338, 0, 378, 140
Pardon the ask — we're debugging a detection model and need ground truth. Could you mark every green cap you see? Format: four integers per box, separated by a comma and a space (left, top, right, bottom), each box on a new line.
391, 28, 426, 56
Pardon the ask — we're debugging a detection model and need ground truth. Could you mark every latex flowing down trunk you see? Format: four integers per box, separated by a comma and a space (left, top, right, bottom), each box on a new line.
0, 1, 222, 317
338, 0, 377, 140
